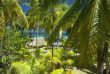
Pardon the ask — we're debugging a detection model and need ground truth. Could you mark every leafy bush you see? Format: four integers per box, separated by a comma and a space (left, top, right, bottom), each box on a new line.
8, 62, 31, 74
50, 69, 64, 74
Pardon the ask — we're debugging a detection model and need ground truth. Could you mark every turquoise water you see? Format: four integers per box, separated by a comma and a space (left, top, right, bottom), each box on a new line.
32, 33, 68, 39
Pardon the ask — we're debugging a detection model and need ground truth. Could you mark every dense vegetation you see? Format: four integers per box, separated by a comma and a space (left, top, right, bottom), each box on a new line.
0, 0, 110, 74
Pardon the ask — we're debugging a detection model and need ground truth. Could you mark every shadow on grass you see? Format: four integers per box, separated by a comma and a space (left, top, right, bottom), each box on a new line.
73, 57, 97, 74
75, 65, 97, 74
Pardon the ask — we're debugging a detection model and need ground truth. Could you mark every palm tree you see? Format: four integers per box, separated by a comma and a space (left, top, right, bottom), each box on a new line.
48, 0, 110, 74
26, 0, 45, 48
0, 0, 28, 73
26, 9, 36, 49
0, 0, 28, 36
0, 0, 28, 50
40, 3, 68, 48
38, 0, 70, 71
55, 4, 68, 48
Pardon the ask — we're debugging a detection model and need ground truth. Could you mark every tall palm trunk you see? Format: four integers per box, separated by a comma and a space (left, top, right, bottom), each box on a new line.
52, 8, 55, 71
52, 9, 55, 58
97, 48, 104, 74
36, 24, 39, 47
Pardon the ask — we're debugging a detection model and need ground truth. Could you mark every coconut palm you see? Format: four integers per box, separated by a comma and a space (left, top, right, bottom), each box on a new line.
37, 0, 70, 71
40, 3, 68, 48
26, 8, 36, 49
48, 0, 110, 74
0, 0, 28, 37
0, 0, 28, 50
26, 0, 46, 48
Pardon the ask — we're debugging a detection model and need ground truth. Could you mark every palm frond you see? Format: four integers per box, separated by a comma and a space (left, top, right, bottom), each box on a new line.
65, 0, 110, 65
0, 0, 28, 37
48, 0, 110, 66
48, 0, 87, 44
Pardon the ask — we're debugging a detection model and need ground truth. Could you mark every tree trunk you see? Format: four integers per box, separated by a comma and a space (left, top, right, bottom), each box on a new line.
104, 42, 109, 74
52, 23, 54, 70
52, 7, 55, 71
52, 22, 54, 58
97, 48, 104, 74
36, 24, 39, 47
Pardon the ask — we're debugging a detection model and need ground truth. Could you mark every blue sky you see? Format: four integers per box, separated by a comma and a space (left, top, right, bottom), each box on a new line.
20, 0, 75, 13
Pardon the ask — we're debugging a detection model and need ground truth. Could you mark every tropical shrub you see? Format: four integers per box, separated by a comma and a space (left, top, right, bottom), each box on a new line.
50, 69, 64, 74
8, 62, 31, 74
0, 29, 31, 73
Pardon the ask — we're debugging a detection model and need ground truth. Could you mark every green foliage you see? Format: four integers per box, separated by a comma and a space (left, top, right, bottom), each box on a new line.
48, 0, 110, 67
32, 64, 46, 74
5, 43, 76, 74
48, 0, 86, 44
1, 0, 104, 73
30, 59, 47, 74
50, 69, 74, 74
38, 0, 66, 11
68, 51, 75, 56
49, 57, 62, 64
8, 62, 31, 74
10, 66, 20, 74
40, 3, 68, 39
65, 59, 74, 66
50, 69, 64, 74
0, 29, 31, 73
34, 48, 41, 58
54, 48, 63, 60
0, 0, 28, 38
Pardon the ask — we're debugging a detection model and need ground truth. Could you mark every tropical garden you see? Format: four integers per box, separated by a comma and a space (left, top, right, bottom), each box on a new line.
0, 0, 110, 74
